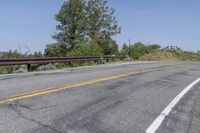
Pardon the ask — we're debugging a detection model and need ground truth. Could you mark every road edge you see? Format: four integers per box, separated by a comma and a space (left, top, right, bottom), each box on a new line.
145, 77, 200, 133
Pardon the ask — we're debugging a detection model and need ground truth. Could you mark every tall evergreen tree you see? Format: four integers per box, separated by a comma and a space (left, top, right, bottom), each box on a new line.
53, 0, 87, 52
86, 0, 121, 54
50, 0, 120, 56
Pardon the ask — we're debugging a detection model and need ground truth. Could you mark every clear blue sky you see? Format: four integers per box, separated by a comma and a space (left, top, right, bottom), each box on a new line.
0, 0, 200, 52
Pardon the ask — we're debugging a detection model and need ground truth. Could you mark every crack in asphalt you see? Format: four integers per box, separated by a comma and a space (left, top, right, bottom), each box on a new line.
16, 103, 58, 111
7, 103, 64, 133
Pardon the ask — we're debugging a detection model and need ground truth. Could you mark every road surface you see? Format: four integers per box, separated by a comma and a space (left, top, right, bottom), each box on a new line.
0, 61, 200, 133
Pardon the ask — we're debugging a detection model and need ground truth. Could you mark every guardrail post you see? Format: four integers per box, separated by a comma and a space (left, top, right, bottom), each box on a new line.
100, 57, 104, 64
68, 61, 72, 67
27, 64, 31, 72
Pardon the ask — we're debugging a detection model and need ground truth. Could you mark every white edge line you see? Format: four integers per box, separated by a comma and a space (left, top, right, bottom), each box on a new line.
145, 77, 200, 133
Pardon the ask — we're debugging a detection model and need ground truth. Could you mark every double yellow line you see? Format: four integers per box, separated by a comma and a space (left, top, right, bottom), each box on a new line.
0, 64, 186, 104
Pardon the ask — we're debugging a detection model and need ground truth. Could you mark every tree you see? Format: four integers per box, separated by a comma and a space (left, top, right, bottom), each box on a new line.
50, 0, 120, 56
129, 42, 149, 59
99, 36, 119, 55
86, 0, 121, 54
53, 0, 87, 52
45, 43, 65, 57
4, 50, 23, 58
66, 41, 104, 56
122, 43, 128, 51
148, 44, 161, 52
33, 51, 43, 57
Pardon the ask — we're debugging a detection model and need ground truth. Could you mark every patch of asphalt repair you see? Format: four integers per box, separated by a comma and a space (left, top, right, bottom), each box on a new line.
7, 103, 63, 133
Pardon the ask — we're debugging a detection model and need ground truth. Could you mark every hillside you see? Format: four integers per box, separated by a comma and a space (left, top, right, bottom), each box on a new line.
140, 50, 200, 62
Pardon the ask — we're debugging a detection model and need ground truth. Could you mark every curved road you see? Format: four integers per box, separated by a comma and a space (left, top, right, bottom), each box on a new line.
0, 61, 200, 133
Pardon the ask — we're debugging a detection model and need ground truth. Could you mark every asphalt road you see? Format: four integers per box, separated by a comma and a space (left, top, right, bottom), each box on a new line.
0, 61, 200, 133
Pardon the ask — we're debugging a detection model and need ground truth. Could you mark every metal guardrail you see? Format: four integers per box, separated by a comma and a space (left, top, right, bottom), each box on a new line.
0, 56, 126, 71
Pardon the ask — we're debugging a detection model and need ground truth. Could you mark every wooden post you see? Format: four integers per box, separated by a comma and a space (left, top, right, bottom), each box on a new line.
27, 64, 31, 72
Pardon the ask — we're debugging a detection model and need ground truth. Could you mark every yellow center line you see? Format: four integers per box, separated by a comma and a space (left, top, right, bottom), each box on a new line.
0, 64, 187, 104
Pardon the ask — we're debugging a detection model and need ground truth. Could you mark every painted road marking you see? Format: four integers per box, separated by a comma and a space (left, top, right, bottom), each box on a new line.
145, 77, 200, 133
0, 65, 186, 104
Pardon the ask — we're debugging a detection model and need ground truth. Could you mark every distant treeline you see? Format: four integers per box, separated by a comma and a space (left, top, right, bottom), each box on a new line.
0, 42, 161, 59
0, 50, 43, 58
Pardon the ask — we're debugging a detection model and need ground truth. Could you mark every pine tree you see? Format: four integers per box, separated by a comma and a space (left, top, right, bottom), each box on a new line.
53, 0, 87, 52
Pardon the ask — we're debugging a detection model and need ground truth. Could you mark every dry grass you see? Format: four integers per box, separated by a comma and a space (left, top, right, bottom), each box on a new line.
140, 51, 179, 61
